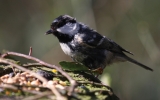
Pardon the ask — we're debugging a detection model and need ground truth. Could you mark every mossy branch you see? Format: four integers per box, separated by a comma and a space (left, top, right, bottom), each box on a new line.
0, 51, 119, 100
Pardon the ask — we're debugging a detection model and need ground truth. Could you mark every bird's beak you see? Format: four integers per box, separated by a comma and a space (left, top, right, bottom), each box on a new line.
45, 29, 53, 35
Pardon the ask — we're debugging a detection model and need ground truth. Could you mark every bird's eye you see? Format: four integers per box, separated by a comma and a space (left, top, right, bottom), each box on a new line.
54, 22, 58, 26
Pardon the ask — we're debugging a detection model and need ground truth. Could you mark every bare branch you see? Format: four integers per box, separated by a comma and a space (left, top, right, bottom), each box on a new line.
0, 58, 47, 83
22, 91, 53, 100
0, 58, 65, 99
2, 51, 77, 95
29, 47, 32, 56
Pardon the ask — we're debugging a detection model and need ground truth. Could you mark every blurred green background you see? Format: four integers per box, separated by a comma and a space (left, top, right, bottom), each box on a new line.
0, 0, 159, 100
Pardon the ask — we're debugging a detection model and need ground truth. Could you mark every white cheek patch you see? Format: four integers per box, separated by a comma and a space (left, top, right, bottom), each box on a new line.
57, 28, 62, 32
72, 23, 77, 30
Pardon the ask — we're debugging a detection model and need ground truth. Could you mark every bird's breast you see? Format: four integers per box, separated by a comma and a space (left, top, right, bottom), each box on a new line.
59, 43, 87, 62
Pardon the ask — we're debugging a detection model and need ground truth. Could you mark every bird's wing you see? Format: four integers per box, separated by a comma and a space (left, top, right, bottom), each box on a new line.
75, 30, 104, 48
96, 37, 133, 55
77, 23, 133, 55
77, 29, 133, 55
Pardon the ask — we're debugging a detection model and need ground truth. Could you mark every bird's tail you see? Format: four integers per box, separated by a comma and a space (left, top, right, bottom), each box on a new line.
123, 55, 153, 71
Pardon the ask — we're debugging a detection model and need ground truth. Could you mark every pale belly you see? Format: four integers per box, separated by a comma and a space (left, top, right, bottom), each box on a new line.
60, 43, 87, 62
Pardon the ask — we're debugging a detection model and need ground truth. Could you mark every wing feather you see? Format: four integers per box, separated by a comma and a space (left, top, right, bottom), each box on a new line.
78, 24, 133, 55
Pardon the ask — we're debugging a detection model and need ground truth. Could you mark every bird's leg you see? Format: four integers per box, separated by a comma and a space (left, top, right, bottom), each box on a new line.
91, 67, 103, 77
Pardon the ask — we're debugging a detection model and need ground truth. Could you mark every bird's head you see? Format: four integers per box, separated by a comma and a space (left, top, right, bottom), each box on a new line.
46, 15, 77, 35
46, 15, 78, 42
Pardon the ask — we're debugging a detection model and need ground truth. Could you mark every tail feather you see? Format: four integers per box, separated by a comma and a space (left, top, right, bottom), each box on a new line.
124, 56, 153, 71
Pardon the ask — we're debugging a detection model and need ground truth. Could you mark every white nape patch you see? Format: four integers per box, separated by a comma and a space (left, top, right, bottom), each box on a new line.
66, 22, 72, 26
60, 43, 73, 56
66, 23, 77, 31
57, 23, 78, 34
72, 23, 77, 30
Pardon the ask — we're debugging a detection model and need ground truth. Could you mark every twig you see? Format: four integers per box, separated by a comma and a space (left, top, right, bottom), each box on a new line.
22, 91, 53, 100
0, 83, 44, 95
1, 53, 8, 58
0, 58, 47, 83
23, 63, 43, 67
0, 84, 18, 90
48, 85, 67, 100
0, 58, 65, 99
29, 47, 32, 56
2, 51, 77, 95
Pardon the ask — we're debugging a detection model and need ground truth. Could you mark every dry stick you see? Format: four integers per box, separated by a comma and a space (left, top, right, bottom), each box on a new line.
1, 83, 43, 95
0, 84, 18, 90
23, 63, 43, 67
0, 58, 64, 99
0, 58, 47, 83
29, 47, 32, 56
22, 91, 53, 100
3, 51, 77, 95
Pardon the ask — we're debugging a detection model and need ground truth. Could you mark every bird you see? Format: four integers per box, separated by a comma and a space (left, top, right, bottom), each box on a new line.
45, 15, 153, 74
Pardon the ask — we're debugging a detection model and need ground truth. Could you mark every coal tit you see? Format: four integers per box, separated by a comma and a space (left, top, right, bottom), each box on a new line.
46, 15, 153, 74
